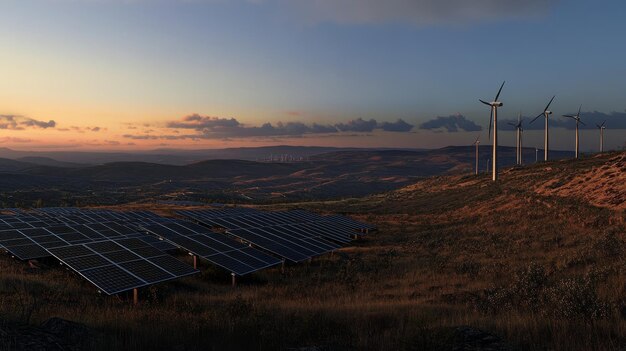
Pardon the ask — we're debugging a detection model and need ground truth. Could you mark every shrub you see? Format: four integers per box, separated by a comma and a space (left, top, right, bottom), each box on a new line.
543, 276, 612, 321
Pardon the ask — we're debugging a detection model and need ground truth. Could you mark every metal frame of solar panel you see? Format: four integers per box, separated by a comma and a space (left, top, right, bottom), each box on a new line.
48, 238, 198, 295
141, 220, 281, 276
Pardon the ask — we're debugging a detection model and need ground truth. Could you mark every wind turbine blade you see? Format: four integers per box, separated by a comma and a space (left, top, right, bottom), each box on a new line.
579, 120, 586, 126
577, 104, 582, 117
563, 114, 574, 118
530, 113, 542, 124
479, 99, 492, 106
494, 81, 505, 101
544, 95, 555, 112
601, 120, 606, 127
507, 122, 516, 127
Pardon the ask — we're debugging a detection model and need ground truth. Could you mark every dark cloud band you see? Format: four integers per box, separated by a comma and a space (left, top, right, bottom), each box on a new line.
0, 115, 56, 130
123, 115, 415, 140
419, 114, 482, 132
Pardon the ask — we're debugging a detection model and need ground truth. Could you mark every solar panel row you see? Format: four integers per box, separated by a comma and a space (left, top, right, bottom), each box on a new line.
0, 207, 375, 297
178, 209, 323, 230
175, 209, 375, 264
142, 221, 281, 276
178, 209, 374, 234
0, 222, 175, 260
49, 238, 198, 295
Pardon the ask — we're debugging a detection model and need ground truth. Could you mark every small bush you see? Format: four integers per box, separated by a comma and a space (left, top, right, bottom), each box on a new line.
543, 276, 612, 321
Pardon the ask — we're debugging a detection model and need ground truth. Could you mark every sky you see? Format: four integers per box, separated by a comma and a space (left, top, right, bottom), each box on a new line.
0, 0, 625, 151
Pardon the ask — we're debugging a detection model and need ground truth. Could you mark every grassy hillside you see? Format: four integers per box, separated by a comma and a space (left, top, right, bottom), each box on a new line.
0, 152, 623, 350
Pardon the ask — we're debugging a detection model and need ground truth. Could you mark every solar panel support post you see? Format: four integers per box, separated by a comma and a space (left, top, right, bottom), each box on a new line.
193, 255, 197, 269
231, 273, 236, 287
133, 288, 138, 305
281, 259, 285, 274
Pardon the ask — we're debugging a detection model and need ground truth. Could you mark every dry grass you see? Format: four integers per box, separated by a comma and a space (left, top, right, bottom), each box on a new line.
0, 152, 625, 350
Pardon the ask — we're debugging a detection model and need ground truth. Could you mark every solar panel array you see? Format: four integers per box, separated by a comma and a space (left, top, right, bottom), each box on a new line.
177, 209, 375, 263
0, 206, 375, 296
142, 220, 281, 275
49, 237, 198, 295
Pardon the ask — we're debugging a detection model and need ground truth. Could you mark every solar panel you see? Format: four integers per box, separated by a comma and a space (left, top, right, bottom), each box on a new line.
120, 260, 174, 283
0, 219, 177, 261
0, 228, 63, 260
5, 244, 49, 260
227, 228, 310, 262
141, 221, 281, 275
49, 239, 198, 295
80, 265, 144, 295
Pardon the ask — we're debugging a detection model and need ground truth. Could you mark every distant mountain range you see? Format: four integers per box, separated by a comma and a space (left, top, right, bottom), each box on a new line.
0, 146, 369, 165
0, 145, 576, 207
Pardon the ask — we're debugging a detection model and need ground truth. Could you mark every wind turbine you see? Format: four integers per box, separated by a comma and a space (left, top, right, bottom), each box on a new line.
519, 122, 524, 166
473, 136, 480, 175
508, 113, 524, 165
563, 105, 585, 159
479, 81, 505, 181
596, 121, 606, 152
530, 96, 555, 161
535, 147, 539, 163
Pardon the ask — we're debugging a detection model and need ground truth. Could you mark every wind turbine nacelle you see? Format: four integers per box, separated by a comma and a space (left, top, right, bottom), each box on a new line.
545, 111, 553, 115
491, 102, 503, 107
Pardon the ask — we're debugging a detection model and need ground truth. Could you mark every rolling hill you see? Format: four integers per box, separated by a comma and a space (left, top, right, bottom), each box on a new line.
0, 146, 579, 207
0, 151, 622, 350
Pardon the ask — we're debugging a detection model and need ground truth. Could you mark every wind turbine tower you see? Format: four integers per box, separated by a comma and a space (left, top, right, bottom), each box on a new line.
563, 105, 585, 159
473, 136, 480, 175
535, 147, 539, 163
530, 96, 555, 161
508, 113, 524, 165
479, 81, 505, 181
596, 121, 606, 152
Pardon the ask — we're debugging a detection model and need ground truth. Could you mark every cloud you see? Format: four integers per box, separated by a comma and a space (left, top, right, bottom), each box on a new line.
58, 125, 104, 133
166, 114, 240, 130
500, 110, 626, 131
379, 118, 414, 132
0, 115, 56, 130
123, 114, 415, 140
419, 114, 482, 132
270, 0, 556, 26
335, 118, 414, 132
335, 118, 377, 132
